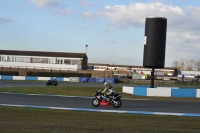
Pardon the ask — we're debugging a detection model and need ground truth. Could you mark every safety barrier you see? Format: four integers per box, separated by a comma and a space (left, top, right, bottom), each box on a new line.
122, 86, 200, 98
78, 77, 115, 84
0, 75, 116, 84
0, 75, 70, 82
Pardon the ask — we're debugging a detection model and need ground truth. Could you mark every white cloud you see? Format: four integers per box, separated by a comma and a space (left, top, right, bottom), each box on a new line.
79, 0, 96, 7
0, 18, 16, 25
100, 2, 186, 28
28, 0, 72, 17
84, 2, 200, 65
82, 12, 96, 20
107, 26, 115, 33
28, 0, 61, 8
55, 9, 73, 16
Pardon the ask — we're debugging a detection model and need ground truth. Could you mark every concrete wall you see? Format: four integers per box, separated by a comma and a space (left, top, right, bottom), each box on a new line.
122, 86, 134, 94
122, 86, 200, 98
147, 88, 171, 97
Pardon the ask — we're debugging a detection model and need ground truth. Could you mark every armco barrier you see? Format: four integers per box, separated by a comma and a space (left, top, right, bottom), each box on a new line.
25, 76, 38, 80
52, 77, 64, 81
79, 77, 116, 84
133, 86, 148, 96
38, 77, 50, 81
69, 77, 79, 82
88, 78, 96, 83
122, 86, 134, 94
171, 89, 197, 98
13, 76, 26, 80
197, 89, 200, 98
0, 75, 116, 84
79, 77, 89, 82
105, 78, 116, 84
122, 86, 200, 98
96, 78, 105, 83
0, 75, 69, 82
1, 75, 13, 80
147, 88, 171, 97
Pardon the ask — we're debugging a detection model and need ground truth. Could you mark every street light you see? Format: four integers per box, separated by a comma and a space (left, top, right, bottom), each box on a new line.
86, 45, 88, 54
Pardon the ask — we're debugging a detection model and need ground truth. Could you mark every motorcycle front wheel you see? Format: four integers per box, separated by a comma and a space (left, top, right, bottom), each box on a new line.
92, 98, 100, 107
46, 83, 49, 86
113, 99, 122, 108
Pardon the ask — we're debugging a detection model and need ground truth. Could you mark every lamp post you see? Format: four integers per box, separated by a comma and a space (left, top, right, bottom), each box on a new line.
86, 45, 88, 54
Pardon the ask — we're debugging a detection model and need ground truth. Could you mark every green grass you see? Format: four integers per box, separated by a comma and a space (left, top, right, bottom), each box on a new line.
1, 83, 200, 132
1, 86, 200, 102
0, 106, 200, 133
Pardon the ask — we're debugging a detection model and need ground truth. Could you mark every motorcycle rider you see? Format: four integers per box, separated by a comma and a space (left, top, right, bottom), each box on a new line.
101, 82, 114, 102
51, 77, 57, 83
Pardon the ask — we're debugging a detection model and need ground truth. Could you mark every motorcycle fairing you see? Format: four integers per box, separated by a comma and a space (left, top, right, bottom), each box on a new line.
100, 100, 111, 106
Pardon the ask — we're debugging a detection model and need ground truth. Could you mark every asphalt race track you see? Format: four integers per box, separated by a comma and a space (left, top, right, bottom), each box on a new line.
1, 93, 200, 114
0, 80, 200, 116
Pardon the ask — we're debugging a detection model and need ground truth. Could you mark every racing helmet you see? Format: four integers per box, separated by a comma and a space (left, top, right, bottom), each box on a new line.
104, 82, 109, 87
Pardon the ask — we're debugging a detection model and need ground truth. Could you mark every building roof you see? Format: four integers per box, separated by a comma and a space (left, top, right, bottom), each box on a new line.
88, 62, 175, 70
0, 50, 87, 58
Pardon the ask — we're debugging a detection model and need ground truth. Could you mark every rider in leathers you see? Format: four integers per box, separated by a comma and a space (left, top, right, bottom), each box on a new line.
102, 82, 114, 102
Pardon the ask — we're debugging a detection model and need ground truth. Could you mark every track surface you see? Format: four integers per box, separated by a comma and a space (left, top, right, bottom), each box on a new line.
0, 93, 200, 114
0, 80, 200, 115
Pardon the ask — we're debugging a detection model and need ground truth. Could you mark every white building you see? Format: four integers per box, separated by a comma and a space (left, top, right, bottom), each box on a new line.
0, 50, 88, 70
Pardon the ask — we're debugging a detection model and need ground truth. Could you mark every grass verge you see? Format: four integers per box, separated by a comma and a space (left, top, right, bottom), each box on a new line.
0, 86, 200, 102
0, 106, 200, 133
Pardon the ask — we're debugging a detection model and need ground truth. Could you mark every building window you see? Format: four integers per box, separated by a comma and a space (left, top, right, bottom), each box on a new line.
23, 57, 30, 63
7, 56, 11, 62
64, 59, 71, 64
32, 58, 41, 63
49, 58, 56, 64
15, 57, 30, 63
2, 56, 7, 62
56, 59, 63, 64
41, 58, 48, 63
72, 60, 80, 65
12, 56, 15, 62
15, 57, 23, 62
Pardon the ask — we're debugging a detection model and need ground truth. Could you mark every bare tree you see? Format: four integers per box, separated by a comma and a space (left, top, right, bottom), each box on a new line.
171, 60, 181, 70
195, 60, 200, 71
185, 59, 195, 71
171, 59, 200, 71
180, 58, 186, 70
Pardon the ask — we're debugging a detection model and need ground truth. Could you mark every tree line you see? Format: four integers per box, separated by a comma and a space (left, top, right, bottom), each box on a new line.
172, 59, 200, 71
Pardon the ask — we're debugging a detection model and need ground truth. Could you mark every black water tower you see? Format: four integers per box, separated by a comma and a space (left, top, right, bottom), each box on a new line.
143, 17, 167, 87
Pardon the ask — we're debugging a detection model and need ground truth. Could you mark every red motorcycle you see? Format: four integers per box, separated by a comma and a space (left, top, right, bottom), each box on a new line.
92, 89, 122, 108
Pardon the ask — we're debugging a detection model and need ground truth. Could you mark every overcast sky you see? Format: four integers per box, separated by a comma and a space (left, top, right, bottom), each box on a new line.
0, 0, 200, 67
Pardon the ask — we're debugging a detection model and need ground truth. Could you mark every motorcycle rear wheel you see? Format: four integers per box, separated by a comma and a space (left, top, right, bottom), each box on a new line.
92, 98, 100, 107
113, 99, 122, 108
46, 83, 49, 86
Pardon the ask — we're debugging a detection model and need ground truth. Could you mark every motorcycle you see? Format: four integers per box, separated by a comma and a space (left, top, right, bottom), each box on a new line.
92, 89, 122, 108
46, 80, 58, 86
